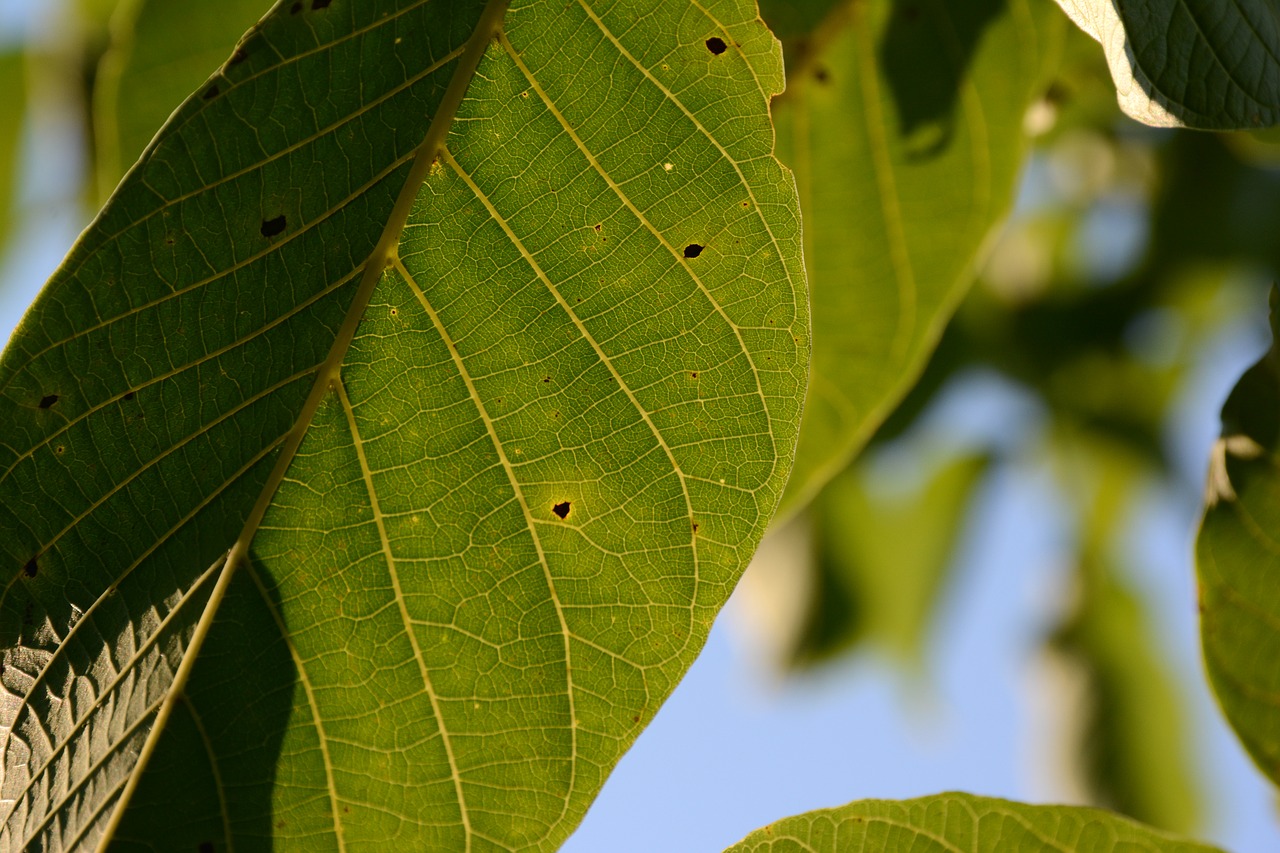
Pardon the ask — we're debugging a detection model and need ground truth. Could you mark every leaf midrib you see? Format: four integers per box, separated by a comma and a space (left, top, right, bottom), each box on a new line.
93, 2, 513, 846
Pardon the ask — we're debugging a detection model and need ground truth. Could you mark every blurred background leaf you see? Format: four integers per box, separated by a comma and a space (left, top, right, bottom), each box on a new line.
93, 0, 266, 200
764, 0, 1066, 516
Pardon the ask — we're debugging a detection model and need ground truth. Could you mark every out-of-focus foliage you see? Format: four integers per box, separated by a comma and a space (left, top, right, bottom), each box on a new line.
761, 0, 1064, 517
0, 50, 25, 255
741, 9, 1280, 834
94, 0, 266, 198
793, 450, 988, 668
1053, 0, 1280, 130
1199, 290, 1280, 789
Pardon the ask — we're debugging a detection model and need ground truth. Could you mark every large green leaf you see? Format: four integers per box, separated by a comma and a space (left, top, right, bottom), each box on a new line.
1199, 288, 1280, 789
723, 793, 1224, 852
765, 0, 1063, 516
94, 0, 270, 198
1054, 0, 1280, 129
0, 0, 808, 849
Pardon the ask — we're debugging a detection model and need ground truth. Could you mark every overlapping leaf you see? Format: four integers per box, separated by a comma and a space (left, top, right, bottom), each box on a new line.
0, 0, 808, 849
1054, 0, 1280, 129
723, 793, 1223, 852
1199, 288, 1280, 789
762, 0, 1064, 516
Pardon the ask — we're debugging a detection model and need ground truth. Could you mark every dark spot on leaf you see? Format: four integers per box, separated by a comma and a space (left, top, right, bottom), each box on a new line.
261, 215, 287, 238
164, 236, 175, 246
124, 391, 136, 401
55, 445, 65, 455
542, 376, 551, 383
22, 558, 37, 578
389, 308, 398, 316
342, 806, 350, 814
683, 244, 703, 259
690, 371, 698, 379
632, 715, 640, 723
553, 501, 571, 520
229, 48, 248, 66
202, 84, 220, 100
705, 36, 727, 55
692, 522, 699, 533
199, 843, 215, 853
311, 0, 332, 8
38, 394, 58, 409
290, 1, 303, 12
814, 65, 830, 84
593, 223, 602, 232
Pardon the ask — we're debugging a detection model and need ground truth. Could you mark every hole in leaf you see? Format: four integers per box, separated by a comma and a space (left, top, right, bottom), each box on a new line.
261, 215, 287, 238
22, 558, 37, 578
124, 391, 136, 401
683, 244, 703, 259
552, 501, 571, 520
705, 36, 727, 55
38, 394, 58, 409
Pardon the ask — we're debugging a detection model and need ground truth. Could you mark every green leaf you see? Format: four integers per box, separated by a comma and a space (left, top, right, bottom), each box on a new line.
1054, 0, 1280, 129
767, 0, 1064, 516
0, 1, 808, 849
794, 450, 988, 667
723, 793, 1224, 853
94, 0, 270, 199
1052, 560, 1202, 832
1199, 287, 1280, 789
0, 49, 24, 255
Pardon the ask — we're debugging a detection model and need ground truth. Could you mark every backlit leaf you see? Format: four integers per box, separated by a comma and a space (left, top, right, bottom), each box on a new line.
0, 1, 808, 848
723, 792, 1224, 853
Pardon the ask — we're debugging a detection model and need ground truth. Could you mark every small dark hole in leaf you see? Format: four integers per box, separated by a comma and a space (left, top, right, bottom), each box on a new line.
124, 391, 136, 401
690, 371, 699, 379
202, 85, 220, 100
593, 223, 602, 232
311, 0, 332, 8
54, 445, 65, 455
553, 502, 571, 520
22, 558, 37, 578
38, 394, 58, 409
814, 66, 830, 84
705, 37, 727, 55
692, 522, 699, 533
542, 377, 551, 383
683, 244, 703, 259
261, 215, 287, 238
632, 715, 640, 723
199, 843, 215, 853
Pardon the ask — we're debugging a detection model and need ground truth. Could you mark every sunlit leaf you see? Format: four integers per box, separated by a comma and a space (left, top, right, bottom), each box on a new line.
1053, 0, 1280, 129
0, 1, 808, 848
1199, 287, 1280, 789
723, 792, 1224, 852
766, 0, 1064, 515
94, 0, 269, 198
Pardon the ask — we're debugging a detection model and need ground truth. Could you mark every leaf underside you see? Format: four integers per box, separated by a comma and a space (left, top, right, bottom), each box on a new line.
0, 0, 807, 849
1198, 289, 1280, 789
1054, 0, 1280, 129
723, 792, 1224, 853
